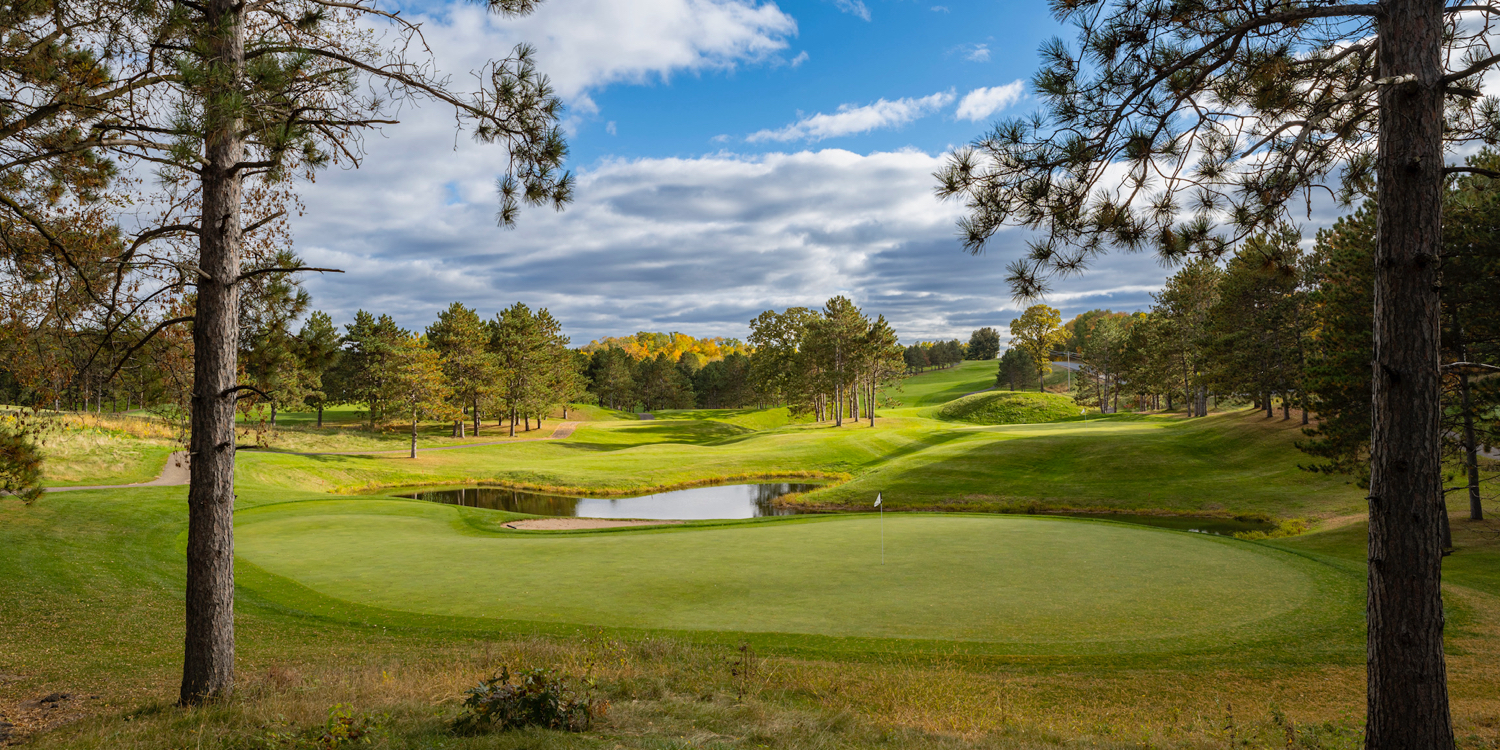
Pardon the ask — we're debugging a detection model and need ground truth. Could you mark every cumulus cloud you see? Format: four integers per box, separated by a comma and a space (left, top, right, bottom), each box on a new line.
290, 114, 1173, 344
962, 44, 990, 62
746, 91, 955, 143
955, 81, 1026, 121
414, 0, 798, 102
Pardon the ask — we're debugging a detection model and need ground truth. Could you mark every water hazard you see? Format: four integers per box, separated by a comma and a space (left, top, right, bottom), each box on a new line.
398, 483, 821, 519
398, 484, 1276, 535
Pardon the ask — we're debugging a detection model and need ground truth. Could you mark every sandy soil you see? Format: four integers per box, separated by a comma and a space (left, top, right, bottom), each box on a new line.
502, 518, 682, 531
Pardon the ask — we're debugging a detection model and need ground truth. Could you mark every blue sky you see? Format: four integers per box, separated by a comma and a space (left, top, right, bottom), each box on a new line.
288, 0, 1221, 346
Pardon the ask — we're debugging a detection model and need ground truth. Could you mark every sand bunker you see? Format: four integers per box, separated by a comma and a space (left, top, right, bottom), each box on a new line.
502, 518, 683, 531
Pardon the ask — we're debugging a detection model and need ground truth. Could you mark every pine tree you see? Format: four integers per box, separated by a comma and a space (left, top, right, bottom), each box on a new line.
381, 335, 453, 459
966, 327, 1001, 360
296, 312, 342, 428
428, 303, 496, 437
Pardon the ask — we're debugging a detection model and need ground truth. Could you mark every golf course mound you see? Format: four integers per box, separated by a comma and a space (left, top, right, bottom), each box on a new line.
935, 390, 1080, 425
236, 499, 1359, 657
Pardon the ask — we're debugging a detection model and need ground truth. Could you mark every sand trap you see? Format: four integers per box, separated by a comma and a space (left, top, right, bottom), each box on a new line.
503, 518, 683, 531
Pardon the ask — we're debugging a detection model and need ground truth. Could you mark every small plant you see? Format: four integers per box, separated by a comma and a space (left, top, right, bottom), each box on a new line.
240, 704, 384, 749
728, 641, 758, 701
451, 666, 598, 735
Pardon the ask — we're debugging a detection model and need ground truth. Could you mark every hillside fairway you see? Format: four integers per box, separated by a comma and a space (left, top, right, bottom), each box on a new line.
934, 390, 1080, 425
236, 498, 1359, 659
882, 360, 999, 406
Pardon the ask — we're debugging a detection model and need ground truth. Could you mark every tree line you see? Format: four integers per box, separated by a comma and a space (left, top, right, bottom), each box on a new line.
994, 171, 1499, 530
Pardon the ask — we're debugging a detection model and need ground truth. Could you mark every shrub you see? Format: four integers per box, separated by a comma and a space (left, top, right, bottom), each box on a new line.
451, 667, 599, 735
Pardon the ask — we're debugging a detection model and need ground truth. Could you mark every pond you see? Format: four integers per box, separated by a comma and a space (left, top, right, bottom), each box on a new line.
397, 485, 1277, 535
397, 483, 822, 519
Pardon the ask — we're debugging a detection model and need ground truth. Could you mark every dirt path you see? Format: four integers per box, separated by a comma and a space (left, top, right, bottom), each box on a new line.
262, 421, 580, 457
46, 452, 190, 492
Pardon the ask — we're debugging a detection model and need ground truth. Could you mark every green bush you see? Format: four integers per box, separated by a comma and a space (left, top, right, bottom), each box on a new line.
451, 667, 599, 735
934, 391, 1080, 425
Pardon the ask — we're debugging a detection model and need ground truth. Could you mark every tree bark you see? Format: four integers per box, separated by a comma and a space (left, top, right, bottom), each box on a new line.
1366, 0, 1455, 741
180, 0, 244, 705
410, 412, 418, 459
473, 396, 481, 437
317, 403, 323, 428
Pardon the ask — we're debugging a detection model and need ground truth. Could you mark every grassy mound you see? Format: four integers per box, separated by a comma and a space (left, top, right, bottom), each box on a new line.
935, 390, 1080, 425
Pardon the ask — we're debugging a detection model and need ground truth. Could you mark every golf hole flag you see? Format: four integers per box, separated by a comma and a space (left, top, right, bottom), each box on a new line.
874, 493, 881, 508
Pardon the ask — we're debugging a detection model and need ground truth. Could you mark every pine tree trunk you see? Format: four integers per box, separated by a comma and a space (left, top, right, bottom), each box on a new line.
473, 396, 481, 437
1366, 0, 1455, 740
1459, 371, 1482, 520
180, 0, 244, 705
270, 402, 277, 428
317, 403, 323, 428
509, 403, 516, 437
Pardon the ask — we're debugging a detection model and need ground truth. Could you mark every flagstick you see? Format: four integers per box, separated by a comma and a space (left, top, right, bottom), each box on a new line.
880, 500, 885, 565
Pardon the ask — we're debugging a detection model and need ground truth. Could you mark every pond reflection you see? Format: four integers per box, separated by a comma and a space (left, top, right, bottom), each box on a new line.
399, 483, 820, 519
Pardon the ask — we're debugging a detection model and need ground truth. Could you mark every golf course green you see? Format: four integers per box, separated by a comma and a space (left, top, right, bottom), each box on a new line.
235, 498, 1360, 658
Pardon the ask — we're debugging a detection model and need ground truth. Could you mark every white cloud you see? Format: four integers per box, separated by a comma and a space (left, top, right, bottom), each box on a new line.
955, 81, 1025, 121
289, 107, 1178, 344
834, 0, 871, 20
418, 0, 798, 102
789, 50, 810, 67
963, 44, 990, 62
746, 91, 956, 143
605, 121, 617, 135
930, 5, 949, 11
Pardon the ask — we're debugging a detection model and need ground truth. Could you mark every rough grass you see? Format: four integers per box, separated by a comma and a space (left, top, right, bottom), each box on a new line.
6, 484, 1500, 748
29, 413, 179, 487
933, 391, 1081, 425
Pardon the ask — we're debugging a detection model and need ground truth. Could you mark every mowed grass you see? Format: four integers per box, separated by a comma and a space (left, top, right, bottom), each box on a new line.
230, 408, 1367, 520
934, 391, 1081, 425
236, 498, 1359, 661
881, 360, 998, 406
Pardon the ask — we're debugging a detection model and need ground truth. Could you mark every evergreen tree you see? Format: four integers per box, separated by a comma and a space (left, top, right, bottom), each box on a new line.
380, 335, 453, 459
966, 328, 1001, 360
586, 348, 637, 411
295, 312, 342, 428
428, 302, 496, 437
634, 353, 693, 412
238, 252, 313, 428
1155, 260, 1223, 417
997, 348, 1035, 391
337, 312, 407, 429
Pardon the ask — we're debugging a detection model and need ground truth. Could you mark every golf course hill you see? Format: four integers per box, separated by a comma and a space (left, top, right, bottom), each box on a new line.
934, 390, 1079, 425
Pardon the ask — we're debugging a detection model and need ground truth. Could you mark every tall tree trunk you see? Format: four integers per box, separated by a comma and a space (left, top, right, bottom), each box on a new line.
834, 381, 842, 427
1366, 0, 1455, 741
317, 403, 323, 428
181, 0, 245, 705
509, 403, 516, 437
270, 402, 277, 428
410, 412, 418, 459
1282, 394, 1290, 421
473, 396, 481, 437
1459, 370, 1482, 520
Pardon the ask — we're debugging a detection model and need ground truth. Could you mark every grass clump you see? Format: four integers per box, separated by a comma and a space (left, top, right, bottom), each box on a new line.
452, 667, 600, 735
935, 391, 1080, 425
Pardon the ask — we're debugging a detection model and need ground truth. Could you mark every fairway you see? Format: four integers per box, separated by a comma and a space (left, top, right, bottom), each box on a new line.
236, 499, 1359, 656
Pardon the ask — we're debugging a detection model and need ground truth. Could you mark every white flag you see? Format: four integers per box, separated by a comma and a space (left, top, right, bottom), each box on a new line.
874, 493, 882, 508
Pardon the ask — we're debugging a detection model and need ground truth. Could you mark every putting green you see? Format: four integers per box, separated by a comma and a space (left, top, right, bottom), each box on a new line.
237, 499, 1360, 656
